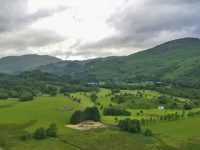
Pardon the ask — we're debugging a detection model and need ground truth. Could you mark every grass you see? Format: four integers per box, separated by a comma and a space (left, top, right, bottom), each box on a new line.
146, 117, 200, 140
0, 88, 200, 149
58, 129, 157, 150
0, 96, 80, 133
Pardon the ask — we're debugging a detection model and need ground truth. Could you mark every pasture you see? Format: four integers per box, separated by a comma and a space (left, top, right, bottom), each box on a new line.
0, 88, 200, 150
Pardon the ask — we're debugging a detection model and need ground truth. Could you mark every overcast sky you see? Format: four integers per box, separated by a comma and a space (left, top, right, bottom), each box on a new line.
0, 0, 199, 60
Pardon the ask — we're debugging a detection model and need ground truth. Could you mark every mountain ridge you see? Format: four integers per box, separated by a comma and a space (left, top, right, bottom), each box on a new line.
0, 54, 61, 74
37, 37, 200, 83
0, 37, 200, 86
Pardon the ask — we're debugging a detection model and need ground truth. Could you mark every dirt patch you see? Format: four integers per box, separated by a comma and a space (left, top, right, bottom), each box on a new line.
65, 120, 106, 130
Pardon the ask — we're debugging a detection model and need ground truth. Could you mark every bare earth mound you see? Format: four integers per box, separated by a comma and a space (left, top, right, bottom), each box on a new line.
65, 120, 106, 130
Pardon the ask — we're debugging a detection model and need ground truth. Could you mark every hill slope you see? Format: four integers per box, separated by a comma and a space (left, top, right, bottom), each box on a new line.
38, 38, 200, 83
0, 54, 61, 74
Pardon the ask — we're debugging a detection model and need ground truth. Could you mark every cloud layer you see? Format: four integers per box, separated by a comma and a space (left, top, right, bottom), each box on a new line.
0, 0, 199, 59
74, 0, 200, 57
0, 0, 66, 56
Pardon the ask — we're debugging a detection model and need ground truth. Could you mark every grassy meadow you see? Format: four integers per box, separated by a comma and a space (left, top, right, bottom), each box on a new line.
0, 88, 200, 150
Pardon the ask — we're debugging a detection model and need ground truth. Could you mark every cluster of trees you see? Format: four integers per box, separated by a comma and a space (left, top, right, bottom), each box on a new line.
118, 118, 141, 133
44, 86, 57, 96
187, 110, 200, 117
20, 123, 57, 141
60, 84, 99, 94
34, 123, 57, 140
0, 70, 102, 103
140, 110, 200, 126
103, 106, 131, 116
0, 89, 9, 99
159, 112, 182, 121
70, 96, 81, 103
140, 117, 157, 125
117, 118, 153, 136
111, 88, 120, 94
70, 107, 100, 124
156, 87, 200, 99
159, 110, 200, 121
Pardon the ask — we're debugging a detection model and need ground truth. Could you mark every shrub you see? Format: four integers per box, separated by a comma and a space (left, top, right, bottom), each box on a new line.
20, 131, 31, 141
46, 123, 57, 137
144, 129, 153, 136
34, 127, 46, 139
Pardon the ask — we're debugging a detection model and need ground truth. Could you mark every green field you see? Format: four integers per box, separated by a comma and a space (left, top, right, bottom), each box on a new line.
0, 89, 200, 150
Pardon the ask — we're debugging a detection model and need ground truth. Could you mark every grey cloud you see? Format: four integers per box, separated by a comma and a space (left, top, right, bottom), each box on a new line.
0, 29, 66, 50
0, 0, 67, 33
76, 0, 200, 52
0, 0, 67, 56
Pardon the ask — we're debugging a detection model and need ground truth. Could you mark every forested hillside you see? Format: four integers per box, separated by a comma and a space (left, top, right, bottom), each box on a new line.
0, 54, 61, 74
38, 38, 200, 85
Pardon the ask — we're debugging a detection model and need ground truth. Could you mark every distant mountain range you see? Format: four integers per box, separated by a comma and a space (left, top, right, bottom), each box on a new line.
0, 38, 200, 86
0, 54, 61, 74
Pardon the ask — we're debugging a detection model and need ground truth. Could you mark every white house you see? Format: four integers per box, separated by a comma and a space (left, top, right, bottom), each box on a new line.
158, 106, 165, 110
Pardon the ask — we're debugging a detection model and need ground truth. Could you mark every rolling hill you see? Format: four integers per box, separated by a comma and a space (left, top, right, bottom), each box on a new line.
38, 38, 200, 84
0, 54, 61, 74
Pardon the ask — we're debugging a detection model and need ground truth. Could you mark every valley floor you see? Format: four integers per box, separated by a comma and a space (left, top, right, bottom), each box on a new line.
0, 89, 200, 150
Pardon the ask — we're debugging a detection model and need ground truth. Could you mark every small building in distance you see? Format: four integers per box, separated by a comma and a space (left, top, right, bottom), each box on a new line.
158, 105, 165, 110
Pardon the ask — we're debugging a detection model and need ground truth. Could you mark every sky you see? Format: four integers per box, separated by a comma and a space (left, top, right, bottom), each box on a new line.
0, 0, 199, 60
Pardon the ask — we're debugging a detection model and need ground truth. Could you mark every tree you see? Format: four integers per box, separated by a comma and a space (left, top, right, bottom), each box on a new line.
45, 86, 57, 96
70, 107, 101, 124
90, 93, 98, 102
111, 89, 120, 94
160, 115, 164, 121
118, 118, 141, 133
84, 106, 100, 121
157, 96, 168, 105
0, 91, 9, 99
34, 127, 46, 139
141, 118, 145, 125
70, 110, 83, 124
90, 106, 101, 121
19, 92, 33, 102
46, 123, 57, 137
9, 90, 19, 98
0, 89, 9, 99
115, 117, 119, 122
184, 103, 192, 110
144, 129, 153, 136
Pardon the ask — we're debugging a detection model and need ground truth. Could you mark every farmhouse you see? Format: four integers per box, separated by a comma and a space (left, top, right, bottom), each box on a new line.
158, 105, 165, 110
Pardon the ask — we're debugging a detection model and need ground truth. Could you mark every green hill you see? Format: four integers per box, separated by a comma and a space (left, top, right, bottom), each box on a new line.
0, 54, 61, 74
38, 38, 200, 84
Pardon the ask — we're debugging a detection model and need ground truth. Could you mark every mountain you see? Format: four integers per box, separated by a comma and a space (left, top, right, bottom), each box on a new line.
38, 38, 200, 82
0, 54, 61, 74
